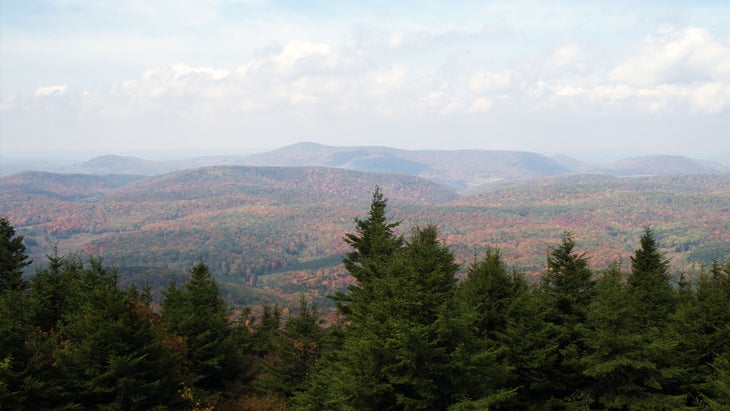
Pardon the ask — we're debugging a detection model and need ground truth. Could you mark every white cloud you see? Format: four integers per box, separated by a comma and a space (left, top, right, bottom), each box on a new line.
35, 85, 68, 97
689, 82, 730, 114
610, 27, 730, 86
522, 27, 730, 115
548, 44, 582, 70
367, 65, 408, 98
467, 97, 494, 113
272, 40, 335, 71
5, 5, 730, 158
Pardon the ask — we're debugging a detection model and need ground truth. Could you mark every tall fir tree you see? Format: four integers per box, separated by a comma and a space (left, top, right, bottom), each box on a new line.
674, 260, 730, 407
449, 248, 525, 409
332, 186, 404, 317
536, 231, 595, 405
628, 227, 675, 326
594, 228, 684, 408
295, 193, 459, 410
47, 258, 185, 409
161, 261, 243, 398
0, 218, 35, 408
0, 217, 30, 293
259, 296, 324, 399
581, 263, 661, 408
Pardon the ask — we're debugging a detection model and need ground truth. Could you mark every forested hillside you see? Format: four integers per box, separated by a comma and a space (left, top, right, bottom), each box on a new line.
1, 167, 729, 308
2, 190, 729, 409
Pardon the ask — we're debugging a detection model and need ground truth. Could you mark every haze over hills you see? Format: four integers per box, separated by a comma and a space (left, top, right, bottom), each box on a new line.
4, 143, 728, 191
107, 165, 457, 205
1, 159, 730, 308
0, 172, 144, 200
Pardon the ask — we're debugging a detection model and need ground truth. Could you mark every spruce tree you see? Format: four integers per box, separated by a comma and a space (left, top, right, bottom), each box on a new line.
295, 194, 459, 410
581, 263, 654, 408
449, 248, 524, 408
628, 227, 675, 325
536, 231, 595, 405
332, 186, 403, 317
161, 261, 243, 397
261, 296, 324, 398
0, 219, 36, 408
674, 260, 730, 406
0, 217, 30, 293
594, 228, 684, 408
48, 258, 185, 409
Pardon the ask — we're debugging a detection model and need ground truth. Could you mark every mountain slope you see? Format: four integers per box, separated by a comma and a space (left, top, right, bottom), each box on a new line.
109, 165, 457, 205
20, 144, 727, 192
238, 142, 571, 190
0, 171, 144, 201
597, 155, 729, 176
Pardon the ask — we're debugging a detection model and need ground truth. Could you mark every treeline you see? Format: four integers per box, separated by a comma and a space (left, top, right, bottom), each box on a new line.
2, 187, 730, 409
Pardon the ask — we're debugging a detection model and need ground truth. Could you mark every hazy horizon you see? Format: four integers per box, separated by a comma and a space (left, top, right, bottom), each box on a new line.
2, 1, 729, 162
1, 141, 729, 169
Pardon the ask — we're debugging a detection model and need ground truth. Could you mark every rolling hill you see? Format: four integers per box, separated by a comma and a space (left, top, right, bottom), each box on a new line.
2, 164, 729, 309
597, 155, 730, 176
10, 143, 727, 193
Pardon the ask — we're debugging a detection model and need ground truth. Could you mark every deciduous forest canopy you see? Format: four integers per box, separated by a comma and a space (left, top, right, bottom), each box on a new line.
1, 188, 729, 409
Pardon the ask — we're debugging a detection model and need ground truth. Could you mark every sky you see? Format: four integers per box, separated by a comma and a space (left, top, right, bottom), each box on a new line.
1, 0, 729, 162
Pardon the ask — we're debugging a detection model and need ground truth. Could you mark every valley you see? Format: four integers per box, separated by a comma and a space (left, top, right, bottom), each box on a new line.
2, 144, 729, 308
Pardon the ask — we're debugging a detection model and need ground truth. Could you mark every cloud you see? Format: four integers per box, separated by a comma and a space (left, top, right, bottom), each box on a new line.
367, 65, 408, 98
525, 27, 730, 115
467, 97, 494, 113
35, 85, 68, 97
272, 40, 335, 71
610, 27, 730, 86
7, 21, 730, 156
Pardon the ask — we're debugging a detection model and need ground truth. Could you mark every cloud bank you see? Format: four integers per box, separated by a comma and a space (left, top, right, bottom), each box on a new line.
1, 1, 729, 160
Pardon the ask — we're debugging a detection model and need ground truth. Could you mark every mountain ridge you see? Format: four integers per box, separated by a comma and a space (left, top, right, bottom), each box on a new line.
4, 143, 728, 191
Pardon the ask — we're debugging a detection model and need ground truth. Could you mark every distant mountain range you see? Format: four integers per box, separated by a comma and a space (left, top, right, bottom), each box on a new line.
3, 142, 728, 192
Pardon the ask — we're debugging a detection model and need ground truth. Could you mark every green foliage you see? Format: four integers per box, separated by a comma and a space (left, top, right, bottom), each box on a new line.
581, 231, 688, 409
449, 249, 525, 408
2, 189, 730, 409
628, 227, 676, 325
673, 260, 730, 406
297, 192, 459, 410
535, 232, 595, 404
161, 261, 244, 394
333, 186, 404, 316
2, 252, 186, 409
258, 296, 324, 398
0, 217, 30, 293
48, 259, 185, 408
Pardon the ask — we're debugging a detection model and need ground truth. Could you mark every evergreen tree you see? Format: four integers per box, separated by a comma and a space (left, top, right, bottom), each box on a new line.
251, 304, 282, 358
536, 231, 595, 405
581, 263, 662, 408
296, 219, 459, 410
27, 249, 82, 332
449, 248, 524, 408
628, 227, 675, 325
48, 258, 185, 409
0, 217, 30, 293
260, 296, 324, 398
161, 261, 243, 397
584, 229, 684, 408
675, 260, 730, 406
542, 231, 595, 327
0, 219, 36, 408
332, 186, 404, 316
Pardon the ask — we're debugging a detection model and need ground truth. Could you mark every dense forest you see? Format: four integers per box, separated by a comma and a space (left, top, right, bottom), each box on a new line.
3, 169, 730, 311
2, 188, 730, 409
